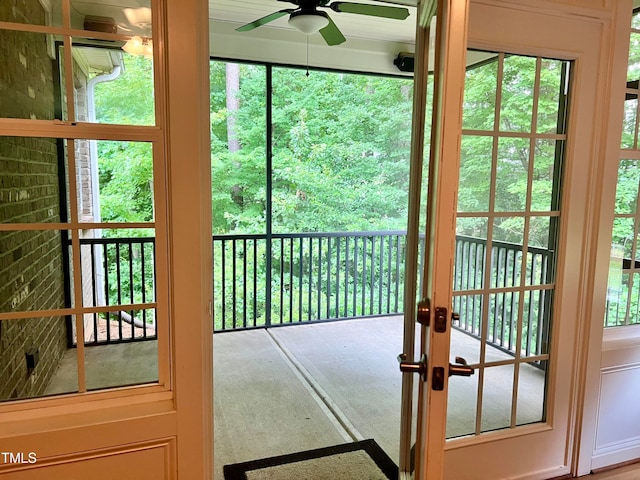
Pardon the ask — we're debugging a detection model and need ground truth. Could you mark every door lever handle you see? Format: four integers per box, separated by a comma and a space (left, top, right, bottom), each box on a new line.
398, 353, 428, 382
449, 356, 474, 377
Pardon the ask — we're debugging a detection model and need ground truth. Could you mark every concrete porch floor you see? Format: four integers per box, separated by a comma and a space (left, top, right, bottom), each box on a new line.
44, 316, 545, 480
213, 316, 545, 480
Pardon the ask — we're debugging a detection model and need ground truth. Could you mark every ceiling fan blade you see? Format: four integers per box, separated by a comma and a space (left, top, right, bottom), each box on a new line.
236, 9, 294, 32
329, 2, 410, 20
319, 15, 346, 46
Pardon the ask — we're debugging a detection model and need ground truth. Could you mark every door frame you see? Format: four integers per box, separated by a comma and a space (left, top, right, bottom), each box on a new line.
576, 1, 633, 476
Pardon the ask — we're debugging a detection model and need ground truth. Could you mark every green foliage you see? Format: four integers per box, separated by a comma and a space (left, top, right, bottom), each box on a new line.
210, 62, 414, 235
94, 54, 155, 228
92, 54, 156, 310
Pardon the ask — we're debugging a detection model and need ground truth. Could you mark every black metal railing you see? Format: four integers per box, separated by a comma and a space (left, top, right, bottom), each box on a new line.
75, 237, 157, 346
453, 236, 553, 358
78, 232, 553, 359
212, 231, 422, 331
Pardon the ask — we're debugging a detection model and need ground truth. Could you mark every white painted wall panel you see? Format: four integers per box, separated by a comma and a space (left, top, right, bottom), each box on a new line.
592, 340, 640, 470
596, 365, 640, 450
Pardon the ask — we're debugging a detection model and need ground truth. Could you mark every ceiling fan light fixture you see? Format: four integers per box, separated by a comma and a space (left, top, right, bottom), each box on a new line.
288, 10, 330, 34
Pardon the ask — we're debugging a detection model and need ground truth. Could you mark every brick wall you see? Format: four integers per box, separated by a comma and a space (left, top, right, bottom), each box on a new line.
0, 2, 69, 400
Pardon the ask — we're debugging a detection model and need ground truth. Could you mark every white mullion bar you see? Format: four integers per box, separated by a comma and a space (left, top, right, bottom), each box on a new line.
71, 231, 87, 393
620, 150, 640, 160
454, 284, 555, 296
0, 20, 141, 43
474, 355, 550, 370
509, 56, 543, 429
64, 221, 156, 230
0, 303, 158, 322
61, 0, 70, 29
461, 130, 566, 140
457, 210, 561, 218
610, 212, 636, 219
510, 229, 529, 427
0, 119, 162, 142
475, 53, 505, 436
517, 354, 549, 364
65, 138, 86, 393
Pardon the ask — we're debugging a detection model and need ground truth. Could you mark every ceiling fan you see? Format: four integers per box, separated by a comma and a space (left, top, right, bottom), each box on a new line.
236, 0, 410, 46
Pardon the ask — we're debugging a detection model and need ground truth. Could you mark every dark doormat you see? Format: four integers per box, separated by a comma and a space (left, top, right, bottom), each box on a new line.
223, 439, 398, 480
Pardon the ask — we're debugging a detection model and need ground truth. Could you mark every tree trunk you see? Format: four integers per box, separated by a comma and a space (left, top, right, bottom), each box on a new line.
226, 63, 241, 153
225, 63, 243, 208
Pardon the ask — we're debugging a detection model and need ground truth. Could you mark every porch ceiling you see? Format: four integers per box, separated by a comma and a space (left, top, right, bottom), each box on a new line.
208, 0, 419, 45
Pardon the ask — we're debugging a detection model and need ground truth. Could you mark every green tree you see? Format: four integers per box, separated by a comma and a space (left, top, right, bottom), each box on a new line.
94, 53, 155, 230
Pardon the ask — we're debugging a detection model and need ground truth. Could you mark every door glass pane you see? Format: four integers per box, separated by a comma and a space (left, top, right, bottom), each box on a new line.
493, 216, 524, 247
77, 139, 155, 223
0, 229, 72, 313
522, 289, 550, 357
0, 136, 68, 224
462, 58, 497, 131
628, 32, 640, 82
532, 139, 561, 211
487, 292, 520, 355
458, 135, 493, 212
537, 59, 565, 134
84, 308, 158, 390
0, 1, 54, 25
70, 0, 151, 36
80, 228, 156, 309
73, 43, 155, 126
495, 137, 529, 212
453, 218, 487, 366
481, 364, 514, 432
0, 315, 78, 402
529, 216, 552, 249
621, 94, 638, 149
615, 160, 640, 214
516, 360, 545, 426
447, 373, 478, 438
0, 30, 60, 120
500, 55, 536, 132
448, 51, 567, 439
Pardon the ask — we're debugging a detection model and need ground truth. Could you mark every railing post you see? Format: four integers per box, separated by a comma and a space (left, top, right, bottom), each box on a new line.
265, 65, 273, 327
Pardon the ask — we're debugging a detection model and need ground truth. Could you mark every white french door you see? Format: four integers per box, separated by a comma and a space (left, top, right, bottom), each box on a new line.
0, 1, 212, 479
401, 1, 611, 479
